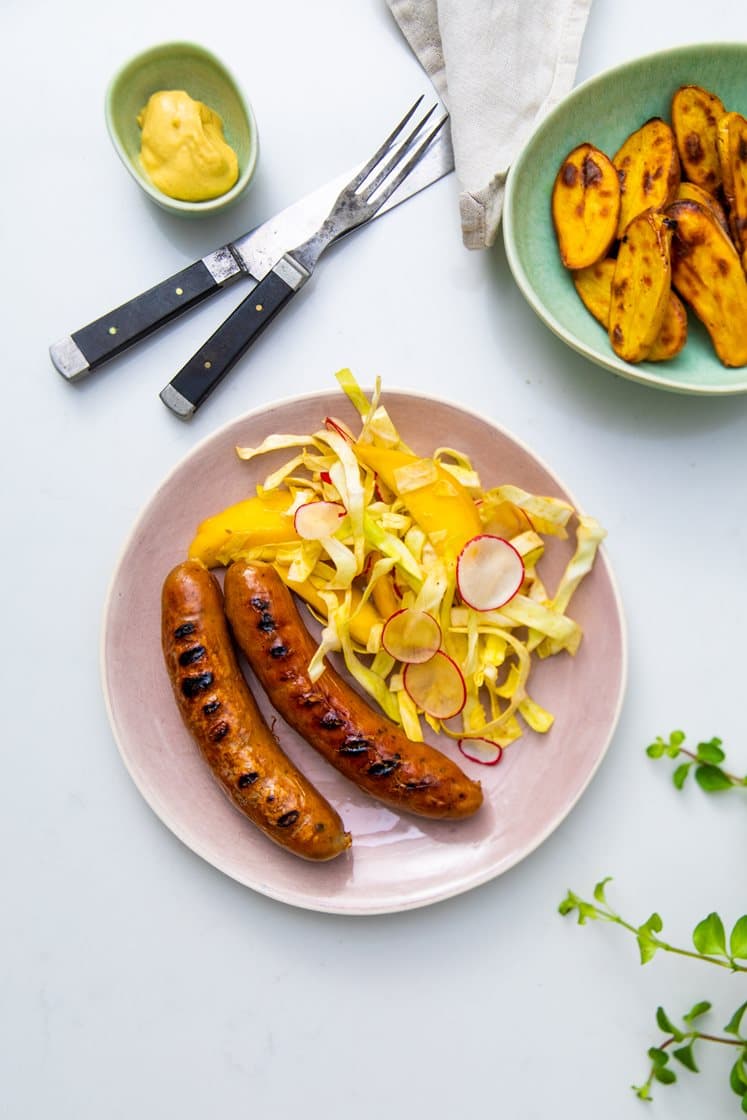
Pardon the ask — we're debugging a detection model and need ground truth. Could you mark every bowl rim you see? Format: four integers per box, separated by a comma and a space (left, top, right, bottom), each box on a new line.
104, 39, 259, 216
502, 40, 747, 396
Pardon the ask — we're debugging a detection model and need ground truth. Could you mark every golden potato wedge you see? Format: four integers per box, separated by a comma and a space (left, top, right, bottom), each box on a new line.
551, 143, 621, 269
668, 198, 747, 367
608, 210, 675, 363
716, 111, 747, 254
613, 118, 680, 237
675, 181, 730, 236
671, 85, 725, 191
648, 290, 688, 361
573, 256, 687, 360
573, 258, 617, 323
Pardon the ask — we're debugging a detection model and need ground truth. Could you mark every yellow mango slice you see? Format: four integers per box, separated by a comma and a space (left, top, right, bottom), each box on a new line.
354, 443, 481, 561
189, 490, 298, 567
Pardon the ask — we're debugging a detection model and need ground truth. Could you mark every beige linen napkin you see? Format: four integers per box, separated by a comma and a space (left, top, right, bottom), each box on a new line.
387, 0, 593, 249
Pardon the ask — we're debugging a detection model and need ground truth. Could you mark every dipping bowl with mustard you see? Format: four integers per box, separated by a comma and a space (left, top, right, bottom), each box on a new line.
105, 41, 259, 217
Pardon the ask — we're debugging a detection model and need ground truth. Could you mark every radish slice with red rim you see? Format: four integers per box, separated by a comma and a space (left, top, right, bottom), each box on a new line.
456, 534, 524, 611
403, 651, 466, 719
381, 609, 441, 664
294, 501, 346, 539
324, 416, 355, 442
458, 738, 504, 766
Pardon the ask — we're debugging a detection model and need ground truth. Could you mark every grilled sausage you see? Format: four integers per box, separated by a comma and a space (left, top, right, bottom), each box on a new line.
161, 560, 351, 861
223, 561, 483, 820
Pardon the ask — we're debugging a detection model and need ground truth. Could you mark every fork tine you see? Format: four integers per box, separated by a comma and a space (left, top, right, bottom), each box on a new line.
358, 104, 438, 199
364, 114, 449, 210
347, 95, 426, 192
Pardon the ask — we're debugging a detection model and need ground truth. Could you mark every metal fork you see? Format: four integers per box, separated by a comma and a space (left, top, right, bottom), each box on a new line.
159, 98, 447, 419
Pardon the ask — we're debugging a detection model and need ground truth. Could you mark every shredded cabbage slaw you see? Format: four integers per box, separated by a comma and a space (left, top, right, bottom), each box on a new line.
190, 370, 607, 752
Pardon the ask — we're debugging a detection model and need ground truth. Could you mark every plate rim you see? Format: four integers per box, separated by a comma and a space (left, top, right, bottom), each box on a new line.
100, 386, 629, 914
503, 40, 747, 397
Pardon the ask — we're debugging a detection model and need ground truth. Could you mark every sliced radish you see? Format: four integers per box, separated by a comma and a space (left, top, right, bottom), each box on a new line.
294, 501, 346, 539
456, 534, 524, 611
381, 609, 441, 664
403, 651, 466, 719
458, 738, 504, 766
324, 416, 355, 443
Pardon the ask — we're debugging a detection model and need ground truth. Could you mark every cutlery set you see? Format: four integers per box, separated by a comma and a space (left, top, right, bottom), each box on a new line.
50, 98, 453, 418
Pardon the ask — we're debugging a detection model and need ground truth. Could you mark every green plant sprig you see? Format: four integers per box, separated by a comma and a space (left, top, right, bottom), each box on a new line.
647, 730, 747, 793
632, 1001, 747, 1104
559, 877, 747, 971
559, 880, 747, 1105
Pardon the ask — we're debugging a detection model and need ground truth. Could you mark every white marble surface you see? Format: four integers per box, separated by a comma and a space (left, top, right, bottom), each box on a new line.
4, 1, 747, 1117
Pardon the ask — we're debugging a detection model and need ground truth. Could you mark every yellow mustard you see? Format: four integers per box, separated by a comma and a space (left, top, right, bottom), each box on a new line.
137, 90, 239, 202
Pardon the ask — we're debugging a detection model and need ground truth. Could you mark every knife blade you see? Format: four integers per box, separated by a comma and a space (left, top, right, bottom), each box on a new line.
49, 119, 454, 382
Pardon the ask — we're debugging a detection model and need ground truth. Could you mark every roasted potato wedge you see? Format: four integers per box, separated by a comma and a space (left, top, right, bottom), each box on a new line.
716, 111, 747, 255
675, 181, 730, 236
608, 210, 675, 363
671, 85, 725, 191
572, 258, 617, 323
648, 290, 688, 361
613, 118, 680, 237
551, 143, 621, 269
573, 256, 687, 360
668, 198, 747, 367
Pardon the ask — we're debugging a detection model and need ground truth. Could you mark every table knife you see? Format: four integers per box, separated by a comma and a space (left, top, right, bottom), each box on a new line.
50, 120, 454, 382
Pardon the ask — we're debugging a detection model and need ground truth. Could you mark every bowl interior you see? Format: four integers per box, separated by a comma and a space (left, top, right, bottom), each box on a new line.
503, 42, 747, 395
105, 41, 258, 215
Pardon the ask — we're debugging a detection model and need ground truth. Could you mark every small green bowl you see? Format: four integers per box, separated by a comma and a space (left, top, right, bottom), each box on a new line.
503, 42, 747, 396
105, 41, 259, 217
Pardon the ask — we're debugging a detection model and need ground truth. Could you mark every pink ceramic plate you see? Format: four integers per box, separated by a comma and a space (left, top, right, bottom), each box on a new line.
101, 390, 626, 914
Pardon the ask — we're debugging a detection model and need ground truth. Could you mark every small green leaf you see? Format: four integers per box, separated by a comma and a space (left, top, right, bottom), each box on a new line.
647, 739, 666, 758
669, 730, 686, 748
653, 1066, 677, 1085
696, 738, 725, 764
593, 877, 612, 905
656, 1007, 684, 1039
648, 1047, 669, 1067
730, 1054, 747, 1095
683, 1000, 712, 1023
730, 917, 747, 961
695, 764, 734, 792
693, 912, 728, 957
672, 762, 692, 789
741, 1090, 747, 1114
632, 1082, 651, 1100
725, 1002, 747, 1037
638, 913, 664, 964
672, 1042, 699, 1072
558, 892, 577, 916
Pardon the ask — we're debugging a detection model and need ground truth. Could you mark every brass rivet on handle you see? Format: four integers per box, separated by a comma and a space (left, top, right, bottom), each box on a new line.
204, 361, 212, 369
175, 287, 184, 296
255, 304, 263, 312
108, 326, 117, 335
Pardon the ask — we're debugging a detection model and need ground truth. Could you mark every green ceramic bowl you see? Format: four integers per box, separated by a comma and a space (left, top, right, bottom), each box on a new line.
503, 42, 747, 395
105, 41, 259, 217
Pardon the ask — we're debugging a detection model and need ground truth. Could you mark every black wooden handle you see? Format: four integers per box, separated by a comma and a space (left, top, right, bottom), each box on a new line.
49, 252, 243, 381
159, 264, 305, 419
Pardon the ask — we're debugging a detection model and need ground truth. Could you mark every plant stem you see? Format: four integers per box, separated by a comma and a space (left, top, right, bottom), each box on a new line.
678, 746, 745, 785
580, 900, 747, 972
